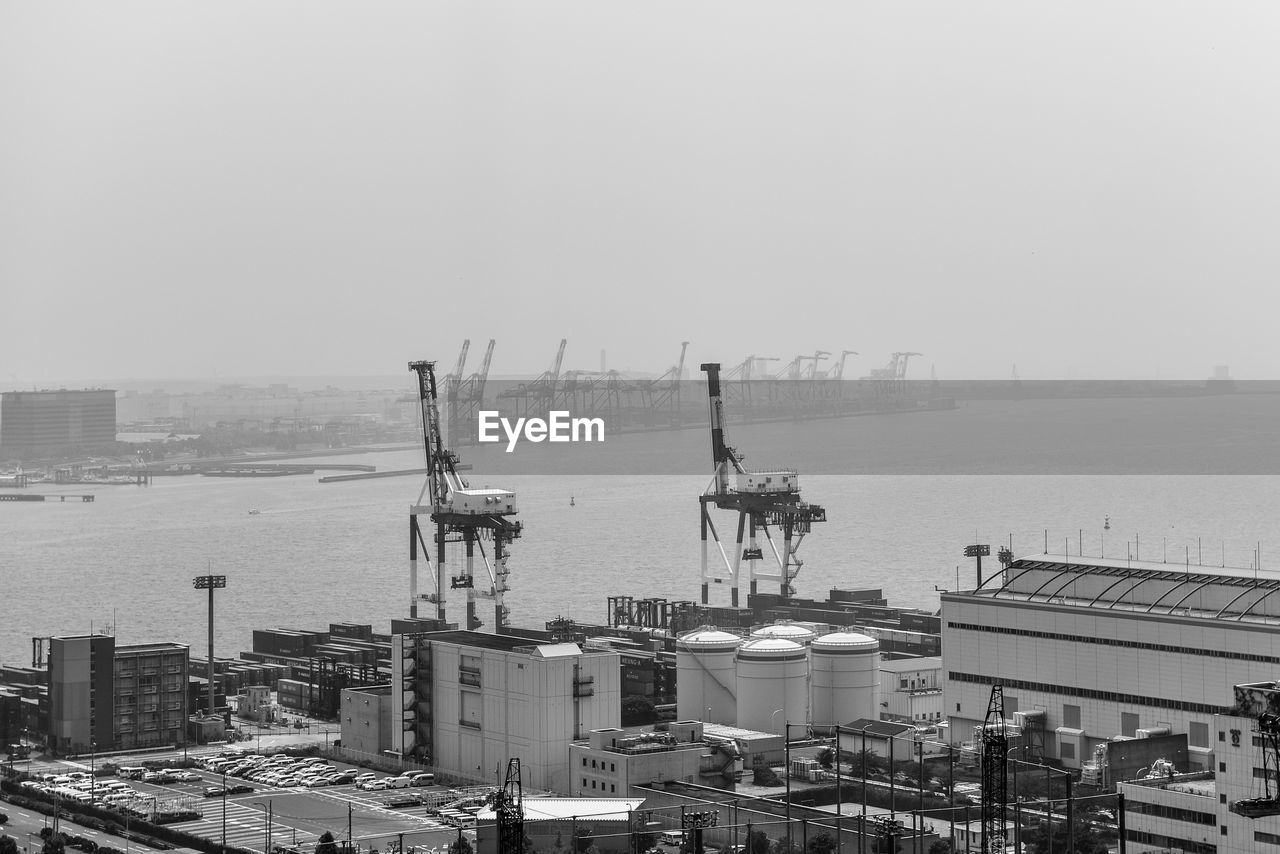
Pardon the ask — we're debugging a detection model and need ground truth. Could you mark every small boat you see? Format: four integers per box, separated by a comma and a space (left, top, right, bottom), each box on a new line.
570, 495, 575, 507
248, 509, 261, 515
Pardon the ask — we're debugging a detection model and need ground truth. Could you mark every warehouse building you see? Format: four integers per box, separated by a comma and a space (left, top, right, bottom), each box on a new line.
942, 554, 1280, 771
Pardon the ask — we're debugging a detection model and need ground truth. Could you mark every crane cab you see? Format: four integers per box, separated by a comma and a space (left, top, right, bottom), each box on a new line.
446, 488, 518, 515
735, 471, 798, 494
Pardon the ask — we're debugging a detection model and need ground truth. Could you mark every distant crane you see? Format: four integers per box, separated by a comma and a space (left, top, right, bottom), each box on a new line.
444, 340, 470, 448
643, 341, 690, 416
408, 360, 522, 631
452, 339, 496, 445
698, 362, 826, 605
496, 339, 567, 420
723, 355, 779, 406
981, 685, 1010, 853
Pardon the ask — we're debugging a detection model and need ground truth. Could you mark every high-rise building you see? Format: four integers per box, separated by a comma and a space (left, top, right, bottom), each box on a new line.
1, 389, 117, 457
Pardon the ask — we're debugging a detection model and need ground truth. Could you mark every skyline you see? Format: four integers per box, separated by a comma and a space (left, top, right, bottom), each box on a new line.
5, 3, 1280, 382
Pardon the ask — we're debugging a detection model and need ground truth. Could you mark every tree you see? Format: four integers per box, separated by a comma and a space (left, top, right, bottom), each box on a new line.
747, 829, 770, 854
316, 831, 339, 854
0, 835, 19, 854
815, 748, 835, 770
806, 832, 835, 854
620, 696, 657, 726
753, 766, 781, 786
927, 842, 952, 854
449, 837, 473, 854
41, 834, 66, 854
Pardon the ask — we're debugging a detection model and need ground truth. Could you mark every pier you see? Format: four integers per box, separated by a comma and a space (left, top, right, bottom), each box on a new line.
0, 493, 95, 502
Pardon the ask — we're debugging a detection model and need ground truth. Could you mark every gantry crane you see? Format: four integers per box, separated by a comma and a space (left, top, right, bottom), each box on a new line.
408, 360, 522, 631
981, 685, 1010, 853
493, 758, 524, 854
698, 362, 826, 606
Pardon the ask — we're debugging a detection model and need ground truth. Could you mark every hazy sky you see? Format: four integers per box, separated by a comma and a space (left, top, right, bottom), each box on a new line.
3, 2, 1278, 385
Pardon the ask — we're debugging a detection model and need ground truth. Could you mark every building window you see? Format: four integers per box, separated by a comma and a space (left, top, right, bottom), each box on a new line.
610, 784, 616, 793
956, 703, 961, 713
1060, 742, 1075, 760
582, 778, 586, 787
611, 763, 615, 772
1221, 794, 1227, 804
591, 780, 596, 789
1220, 762, 1227, 773
1220, 731, 1226, 742
1221, 826, 1228, 836
1189, 722, 1209, 748
592, 760, 597, 769
1121, 712, 1139, 738
1062, 704, 1080, 729
582, 758, 587, 767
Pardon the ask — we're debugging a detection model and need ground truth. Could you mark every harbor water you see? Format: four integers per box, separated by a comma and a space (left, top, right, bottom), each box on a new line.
6, 396, 1280, 667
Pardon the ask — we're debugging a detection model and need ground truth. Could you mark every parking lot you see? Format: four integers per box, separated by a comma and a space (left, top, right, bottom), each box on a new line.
15, 750, 485, 854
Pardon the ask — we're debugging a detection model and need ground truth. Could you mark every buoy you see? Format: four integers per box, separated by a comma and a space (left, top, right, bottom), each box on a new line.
1104, 515, 1110, 530
570, 495, 576, 507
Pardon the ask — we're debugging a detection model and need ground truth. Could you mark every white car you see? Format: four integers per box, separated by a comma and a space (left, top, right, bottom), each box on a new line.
359, 779, 390, 791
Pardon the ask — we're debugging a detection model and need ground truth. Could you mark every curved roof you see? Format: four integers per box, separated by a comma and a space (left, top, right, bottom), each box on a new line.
811, 631, 878, 652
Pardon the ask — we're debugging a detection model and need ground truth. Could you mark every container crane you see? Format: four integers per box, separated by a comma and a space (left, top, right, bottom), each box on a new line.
698, 362, 826, 606
981, 685, 1009, 853
408, 360, 522, 631
1231, 713, 1280, 817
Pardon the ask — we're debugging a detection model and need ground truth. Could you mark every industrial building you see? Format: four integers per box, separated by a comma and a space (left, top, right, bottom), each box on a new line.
339, 630, 620, 793
942, 554, 1280, 771
0, 389, 117, 457
47, 635, 189, 754
475, 797, 645, 854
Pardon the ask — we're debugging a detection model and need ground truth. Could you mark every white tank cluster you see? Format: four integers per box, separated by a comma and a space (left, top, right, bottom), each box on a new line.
675, 622, 882, 734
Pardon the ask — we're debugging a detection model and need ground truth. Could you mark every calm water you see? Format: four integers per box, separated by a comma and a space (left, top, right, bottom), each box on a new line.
6, 397, 1280, 667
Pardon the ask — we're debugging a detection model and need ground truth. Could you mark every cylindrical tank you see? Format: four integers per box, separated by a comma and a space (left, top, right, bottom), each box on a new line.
735, 637, 808, 734
809, 631, 880, 730
676, 628, 741, 724
749, 622, 818, 646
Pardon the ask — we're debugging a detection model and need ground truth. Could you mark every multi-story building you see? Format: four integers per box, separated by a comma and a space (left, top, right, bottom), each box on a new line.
47, 635, 188, 754
879, 657, 943, 725
351, 631, 620, 793
1116, 679, 1280, 854
941, 554, 1280, 770
1, 389, 116, 457
340, 684, 393, 757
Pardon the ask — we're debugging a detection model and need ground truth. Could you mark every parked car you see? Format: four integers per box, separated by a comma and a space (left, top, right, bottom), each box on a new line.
360, 779, 390, 791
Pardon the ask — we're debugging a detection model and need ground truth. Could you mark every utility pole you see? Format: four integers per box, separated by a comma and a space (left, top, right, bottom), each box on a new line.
193, 574, 227, 721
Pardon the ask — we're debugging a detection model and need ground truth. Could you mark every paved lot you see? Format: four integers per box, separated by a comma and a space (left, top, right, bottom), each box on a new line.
7, 746, 479, 854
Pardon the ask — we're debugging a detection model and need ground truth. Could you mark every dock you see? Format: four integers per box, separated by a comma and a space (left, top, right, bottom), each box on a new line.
319, 468, 430, 483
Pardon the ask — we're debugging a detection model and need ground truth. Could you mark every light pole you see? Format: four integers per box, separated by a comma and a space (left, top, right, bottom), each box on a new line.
252, 800, 273, 854
193, 574, 228, 724
770, 709, 784, 736
222, 768, 228, 854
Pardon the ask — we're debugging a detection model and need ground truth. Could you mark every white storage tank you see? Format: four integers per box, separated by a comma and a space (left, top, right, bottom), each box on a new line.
750, 622, 818, 646
676, 628, 742, 724
809, 631, 880, 730
735, 637, 808, 734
